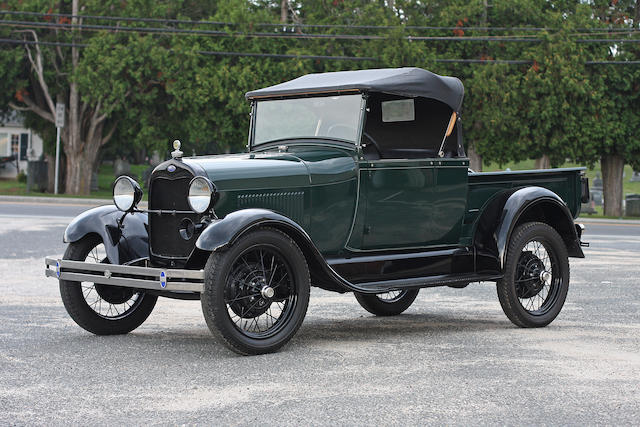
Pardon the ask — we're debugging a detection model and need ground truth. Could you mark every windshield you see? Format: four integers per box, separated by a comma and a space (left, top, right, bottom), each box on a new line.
253, 94, 362, 146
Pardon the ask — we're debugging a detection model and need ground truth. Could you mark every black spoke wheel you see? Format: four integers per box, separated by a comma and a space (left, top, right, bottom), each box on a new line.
497, 222, 569, 328
201, 228, 310, 355
354, 289, 419, 316
59, 235, 157, 335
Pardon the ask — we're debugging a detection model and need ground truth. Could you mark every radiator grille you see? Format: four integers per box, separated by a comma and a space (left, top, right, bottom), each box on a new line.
149, 171, 200, 260
237, 191, 304, 223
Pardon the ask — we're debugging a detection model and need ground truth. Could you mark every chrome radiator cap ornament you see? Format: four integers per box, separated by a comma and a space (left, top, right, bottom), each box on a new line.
171, 139, 183, 159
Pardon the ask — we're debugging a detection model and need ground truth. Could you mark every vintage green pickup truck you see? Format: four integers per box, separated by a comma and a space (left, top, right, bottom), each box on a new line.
45, 68, 588, 355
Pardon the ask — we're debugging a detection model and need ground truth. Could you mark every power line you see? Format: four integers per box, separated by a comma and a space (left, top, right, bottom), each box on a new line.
0, 37, 533, 63
4, 37, 635, 66
0, 19, 540, 41
0, 38, 374, 61
586, 60, 640, 64
199, 50, 375, 61
3, 18, 640, 44
577, 38, 640, 43
435, 59, 533, 64
3, 10, 640, 34
0, 10, 553, 32
0, 37, 87, 48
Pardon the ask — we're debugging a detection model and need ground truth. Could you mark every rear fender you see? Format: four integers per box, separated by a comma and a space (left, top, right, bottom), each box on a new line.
63, 205, 149, 265
473, 187, 584, 272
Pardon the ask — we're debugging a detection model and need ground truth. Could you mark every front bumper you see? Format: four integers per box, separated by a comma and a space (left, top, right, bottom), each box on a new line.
45, 257, 204, 292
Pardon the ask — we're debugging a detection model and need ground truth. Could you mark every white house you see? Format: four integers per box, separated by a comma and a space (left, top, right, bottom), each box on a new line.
0, 111, 44, 178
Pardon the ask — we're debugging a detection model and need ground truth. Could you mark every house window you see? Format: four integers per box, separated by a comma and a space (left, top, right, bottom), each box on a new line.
20, 133, 29, 159
11, 134, 19, 157
0, 133, 8, 157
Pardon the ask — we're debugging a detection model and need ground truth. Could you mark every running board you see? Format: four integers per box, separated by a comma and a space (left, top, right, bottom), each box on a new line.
349, 273, 503, 294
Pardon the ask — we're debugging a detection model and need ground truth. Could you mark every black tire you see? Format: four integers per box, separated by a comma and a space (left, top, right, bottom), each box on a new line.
201, 228, 310, 355
497, 221, 570, 328
59, 234, 158, 335
354, 289, 419, 316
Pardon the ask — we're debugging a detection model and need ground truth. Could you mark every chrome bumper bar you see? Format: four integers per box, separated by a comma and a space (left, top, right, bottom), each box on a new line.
44, 257, 204, 293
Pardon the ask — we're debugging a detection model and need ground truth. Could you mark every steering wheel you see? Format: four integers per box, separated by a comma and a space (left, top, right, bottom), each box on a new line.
362, 132, 382, 158
326, 124, 356, 139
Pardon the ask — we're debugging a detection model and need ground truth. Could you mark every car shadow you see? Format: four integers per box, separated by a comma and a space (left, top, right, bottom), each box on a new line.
44, 312, 511, 359
295, 312, 510, 343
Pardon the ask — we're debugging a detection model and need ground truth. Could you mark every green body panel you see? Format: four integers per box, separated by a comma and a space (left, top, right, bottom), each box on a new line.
460, 167, 585, 245
186, 147, 582, 257
348, 158, 468, 251
184, 144, 359, 255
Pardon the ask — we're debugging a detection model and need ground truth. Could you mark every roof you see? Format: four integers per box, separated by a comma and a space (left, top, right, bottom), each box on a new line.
245, 67, 465, 111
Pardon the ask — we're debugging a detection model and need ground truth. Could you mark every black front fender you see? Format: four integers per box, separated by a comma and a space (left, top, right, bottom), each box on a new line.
196, 208, 309, 252
64, 205, 149, 265
195, 209, 354, 293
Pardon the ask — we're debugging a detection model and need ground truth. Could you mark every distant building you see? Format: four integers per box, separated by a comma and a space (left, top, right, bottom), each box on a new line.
0, 111, 44, 178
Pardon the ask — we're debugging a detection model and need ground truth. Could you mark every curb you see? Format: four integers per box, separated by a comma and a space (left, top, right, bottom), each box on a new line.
0, 194, 148, 208
577, 217, 640, 225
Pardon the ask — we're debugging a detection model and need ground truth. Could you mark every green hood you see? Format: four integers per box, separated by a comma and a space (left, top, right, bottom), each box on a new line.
183, 146, 357, 191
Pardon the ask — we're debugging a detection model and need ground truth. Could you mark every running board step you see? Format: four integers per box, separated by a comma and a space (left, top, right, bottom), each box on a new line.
351, 273, 503, 294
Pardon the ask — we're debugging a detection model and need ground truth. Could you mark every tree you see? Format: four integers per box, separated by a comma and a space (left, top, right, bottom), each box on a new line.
0, 0, 182, 194
578, 0, 640, 216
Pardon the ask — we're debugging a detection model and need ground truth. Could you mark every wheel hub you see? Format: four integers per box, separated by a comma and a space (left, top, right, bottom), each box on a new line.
227, 264, 273, 319
261, 286, 275, 299
516, 251, 547, 299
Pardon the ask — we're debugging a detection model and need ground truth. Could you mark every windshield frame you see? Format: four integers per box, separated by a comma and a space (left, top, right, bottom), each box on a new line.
248, 93, 366, 150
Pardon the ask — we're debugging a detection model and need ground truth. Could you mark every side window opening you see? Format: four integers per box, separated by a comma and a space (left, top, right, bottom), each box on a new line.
362, 93, 458, 160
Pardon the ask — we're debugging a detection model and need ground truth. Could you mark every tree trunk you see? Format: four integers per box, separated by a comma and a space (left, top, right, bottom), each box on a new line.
601, 153, 624, 217
534, 154, 550, 169
467, 143, 482, 172
64, 152, 94, 195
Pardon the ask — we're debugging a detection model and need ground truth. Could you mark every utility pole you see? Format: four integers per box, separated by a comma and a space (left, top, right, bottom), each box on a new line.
281, 0, 288, 24
468, 0, 489, 172
54, 102, 65, 194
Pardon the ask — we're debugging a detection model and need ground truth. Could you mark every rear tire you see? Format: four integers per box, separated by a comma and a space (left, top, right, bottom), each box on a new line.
354, 289, 419, 316
201, 228, 310, 355
497, 222, 569, 328
59, 235, 158, 335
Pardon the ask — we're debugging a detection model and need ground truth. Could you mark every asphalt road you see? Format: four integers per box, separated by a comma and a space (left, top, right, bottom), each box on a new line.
0, 201, 639, 425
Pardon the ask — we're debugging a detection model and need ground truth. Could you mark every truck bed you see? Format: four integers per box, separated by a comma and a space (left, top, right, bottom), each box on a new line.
467, 167, 585, 220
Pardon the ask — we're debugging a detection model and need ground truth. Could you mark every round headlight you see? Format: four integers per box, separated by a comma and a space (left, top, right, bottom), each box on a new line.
188, 176, 216, 214
113, 176, 142, 212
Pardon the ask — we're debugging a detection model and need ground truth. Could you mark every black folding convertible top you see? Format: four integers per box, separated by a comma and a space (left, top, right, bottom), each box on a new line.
245, 67, 464, 112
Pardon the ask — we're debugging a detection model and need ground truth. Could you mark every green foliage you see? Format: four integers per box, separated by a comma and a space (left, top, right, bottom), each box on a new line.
0, 0, 639, 172
16, 170, 27, 183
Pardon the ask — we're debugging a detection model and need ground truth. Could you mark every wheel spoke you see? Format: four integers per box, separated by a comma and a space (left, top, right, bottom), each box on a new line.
513, 238, 560, 314
224, 245, 297, 338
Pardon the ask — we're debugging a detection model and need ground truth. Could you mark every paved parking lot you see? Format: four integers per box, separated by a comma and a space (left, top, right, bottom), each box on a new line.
0, 202, 639, 425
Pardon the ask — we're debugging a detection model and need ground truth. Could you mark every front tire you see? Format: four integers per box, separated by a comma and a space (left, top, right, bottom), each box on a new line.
201, 228, 310, 355
497, 222, 570, 328
59, 235, 158, 335
354, 289, 419, 316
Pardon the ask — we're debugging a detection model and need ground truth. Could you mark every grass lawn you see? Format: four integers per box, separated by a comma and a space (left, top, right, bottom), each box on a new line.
0, 163, 150, 200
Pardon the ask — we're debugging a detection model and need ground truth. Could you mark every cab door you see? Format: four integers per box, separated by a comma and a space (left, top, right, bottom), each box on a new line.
353, 158, 467, 250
